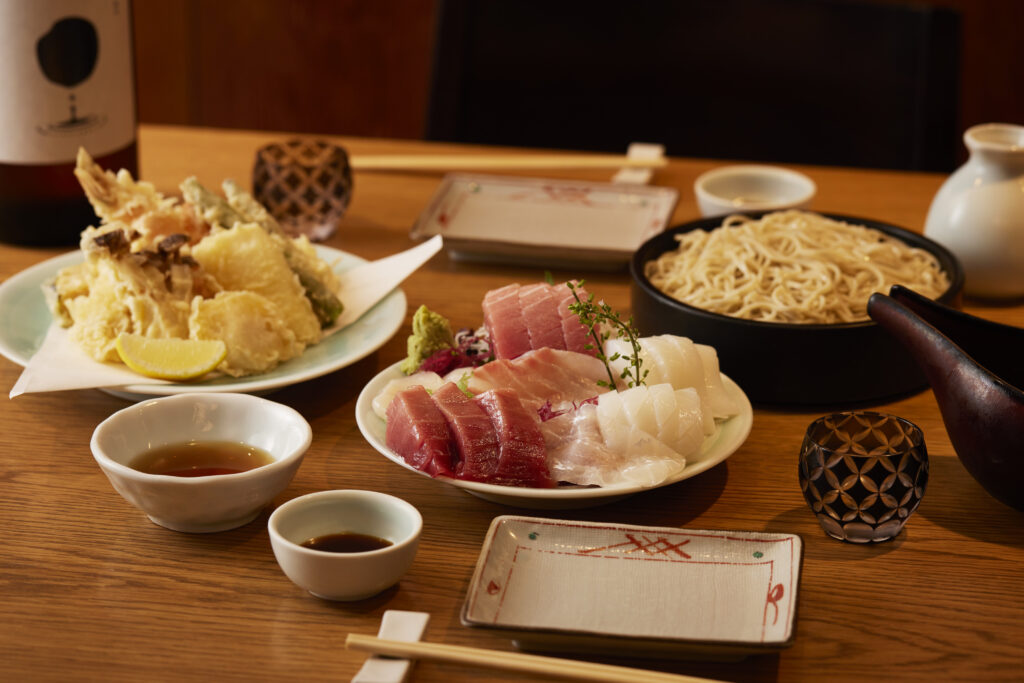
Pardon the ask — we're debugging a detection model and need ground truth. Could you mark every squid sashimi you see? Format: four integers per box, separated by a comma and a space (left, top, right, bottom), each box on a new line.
482, 282, 595, 360
385, 385, 455, 477
475, 389, 554, 488
605, 335, 739, 434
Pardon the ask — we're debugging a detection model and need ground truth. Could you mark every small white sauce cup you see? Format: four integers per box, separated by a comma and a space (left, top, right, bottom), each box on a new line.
268, 489, 422, 601
694, 164, 816, 217
90, 393, 312, 533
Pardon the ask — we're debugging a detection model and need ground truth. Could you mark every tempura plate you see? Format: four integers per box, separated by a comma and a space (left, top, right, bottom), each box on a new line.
0, 246, 406, 399
354, 361, 752, 509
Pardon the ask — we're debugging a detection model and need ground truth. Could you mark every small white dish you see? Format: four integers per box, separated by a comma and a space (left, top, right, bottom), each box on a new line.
410, 173, 679, 270
694, 165, 816, 217
90, 393, 312, 532
268, 490, 422, 601
354, 361, 753, 509
462, 516, 803, 660
0, 245, 406, 400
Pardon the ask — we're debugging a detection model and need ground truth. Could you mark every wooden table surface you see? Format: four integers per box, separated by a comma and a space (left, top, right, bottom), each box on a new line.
2, 124, 1022, 682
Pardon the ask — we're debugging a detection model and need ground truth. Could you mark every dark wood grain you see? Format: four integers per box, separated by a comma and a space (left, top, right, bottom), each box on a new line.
0, 125, 1021, 682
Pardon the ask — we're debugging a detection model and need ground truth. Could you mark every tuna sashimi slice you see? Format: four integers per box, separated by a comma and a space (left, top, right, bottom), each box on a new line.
431, 382, 500, 482
519, 283, 567, 351
385, 385, 455, 477
482, 284, 532, 360
553, 282, 597, 356
483, 281, 595, 359
475, 389, 555, 488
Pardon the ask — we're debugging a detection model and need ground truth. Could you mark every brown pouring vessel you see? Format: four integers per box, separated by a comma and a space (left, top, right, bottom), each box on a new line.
867, 284, 1024, 511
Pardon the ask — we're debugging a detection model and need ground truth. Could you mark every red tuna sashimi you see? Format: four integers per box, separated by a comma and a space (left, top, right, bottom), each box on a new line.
553, 282, 597, 357
474, 389, 555, 488
483, 282, 596, 360
431, 382, 500, 482
518, 283, 567, 351
482, 284, 532, 360
385, 385, 455, 477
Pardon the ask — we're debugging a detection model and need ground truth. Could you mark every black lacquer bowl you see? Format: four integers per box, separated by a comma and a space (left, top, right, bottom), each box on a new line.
629, 212, 964, 406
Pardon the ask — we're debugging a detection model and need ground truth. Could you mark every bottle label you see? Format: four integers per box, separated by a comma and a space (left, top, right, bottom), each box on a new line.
0, 0, 135, 164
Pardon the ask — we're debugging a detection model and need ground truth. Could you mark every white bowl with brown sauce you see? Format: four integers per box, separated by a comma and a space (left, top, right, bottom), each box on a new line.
268, 489, 422, 601
630, 211, 964, 406
91, 393, 312, 532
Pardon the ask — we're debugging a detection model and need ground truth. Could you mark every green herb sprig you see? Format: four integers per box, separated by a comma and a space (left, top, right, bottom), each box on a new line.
566, 280, 647, 390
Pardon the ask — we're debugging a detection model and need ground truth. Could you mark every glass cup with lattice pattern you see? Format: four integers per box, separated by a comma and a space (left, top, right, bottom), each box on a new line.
798, 411, 928, 543
252, 139, 353, 241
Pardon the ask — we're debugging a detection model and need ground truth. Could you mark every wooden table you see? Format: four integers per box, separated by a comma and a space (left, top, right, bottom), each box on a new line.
1, 125, 1021, 682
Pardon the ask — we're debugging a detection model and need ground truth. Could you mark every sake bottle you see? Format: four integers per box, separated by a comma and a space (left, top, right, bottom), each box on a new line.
0, 0, 137, 246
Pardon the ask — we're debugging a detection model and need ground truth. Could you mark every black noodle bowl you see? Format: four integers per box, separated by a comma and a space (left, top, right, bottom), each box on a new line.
629, 212, 964, 406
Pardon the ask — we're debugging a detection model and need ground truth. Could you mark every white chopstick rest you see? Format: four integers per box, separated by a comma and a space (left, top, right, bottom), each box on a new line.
613, 142, 665, 185
351, 610, 430, 683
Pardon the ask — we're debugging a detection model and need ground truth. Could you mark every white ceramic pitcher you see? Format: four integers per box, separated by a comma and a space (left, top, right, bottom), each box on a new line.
924, 123, 1024, 299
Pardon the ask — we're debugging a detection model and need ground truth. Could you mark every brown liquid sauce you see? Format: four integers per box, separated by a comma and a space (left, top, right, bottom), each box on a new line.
301, 532, 393, 553
129, 441, 274, 477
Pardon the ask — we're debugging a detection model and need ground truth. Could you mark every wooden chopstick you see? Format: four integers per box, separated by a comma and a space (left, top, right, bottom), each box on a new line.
345, 634, 727, 683
348, 154, 668, 171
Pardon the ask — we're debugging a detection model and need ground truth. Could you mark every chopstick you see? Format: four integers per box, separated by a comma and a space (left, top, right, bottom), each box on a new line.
348, 154, 668, 171
345, 634, 727, 683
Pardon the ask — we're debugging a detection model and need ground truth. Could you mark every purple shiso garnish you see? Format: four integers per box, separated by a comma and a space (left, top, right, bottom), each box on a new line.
418, 326, 494, 375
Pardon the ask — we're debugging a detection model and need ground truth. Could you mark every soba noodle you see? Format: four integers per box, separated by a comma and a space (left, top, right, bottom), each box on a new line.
644, 210, 949, 324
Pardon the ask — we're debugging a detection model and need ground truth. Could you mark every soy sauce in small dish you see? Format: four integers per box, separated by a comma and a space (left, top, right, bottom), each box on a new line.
130, 441, 274, 477
301, 532, 393, 553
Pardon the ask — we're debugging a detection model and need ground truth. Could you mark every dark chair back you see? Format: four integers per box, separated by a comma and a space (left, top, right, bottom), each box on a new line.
426, 0, 961, 171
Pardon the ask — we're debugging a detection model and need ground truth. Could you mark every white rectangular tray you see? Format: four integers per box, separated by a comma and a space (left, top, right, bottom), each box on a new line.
410, 174, 679, 269
462, 516, 802, 660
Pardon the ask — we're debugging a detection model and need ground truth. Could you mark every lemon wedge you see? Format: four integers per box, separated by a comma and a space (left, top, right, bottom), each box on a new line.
115, 334, 227, 381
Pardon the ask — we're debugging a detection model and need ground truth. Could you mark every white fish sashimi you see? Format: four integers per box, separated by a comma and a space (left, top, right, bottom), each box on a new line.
545, 402, 683, 488
551, 384, 703, 488
371, 371, 444, 420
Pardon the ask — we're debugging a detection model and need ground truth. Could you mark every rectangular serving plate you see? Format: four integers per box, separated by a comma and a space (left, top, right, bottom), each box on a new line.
462, 516, 802, 660
410, 173, 679, 270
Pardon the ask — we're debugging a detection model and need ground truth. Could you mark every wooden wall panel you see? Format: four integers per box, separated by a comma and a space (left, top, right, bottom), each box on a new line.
132, 0, 1023, 145
133, 0, 436, 138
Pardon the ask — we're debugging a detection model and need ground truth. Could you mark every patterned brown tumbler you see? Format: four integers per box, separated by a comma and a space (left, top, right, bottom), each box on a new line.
253, 139, 353, 241
799, 411, 928, 543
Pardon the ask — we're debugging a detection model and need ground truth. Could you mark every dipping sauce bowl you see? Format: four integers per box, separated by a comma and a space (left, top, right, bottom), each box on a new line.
90, 393, 312, 533
268, 490, 422, 601
694, 164, 816, 217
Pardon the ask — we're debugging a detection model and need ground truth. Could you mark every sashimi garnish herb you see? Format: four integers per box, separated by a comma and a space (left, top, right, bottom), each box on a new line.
455, 372, 474, 398
566, 280, 648, 390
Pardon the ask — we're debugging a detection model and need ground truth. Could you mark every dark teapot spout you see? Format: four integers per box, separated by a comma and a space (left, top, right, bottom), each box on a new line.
867, 290, 1024, 511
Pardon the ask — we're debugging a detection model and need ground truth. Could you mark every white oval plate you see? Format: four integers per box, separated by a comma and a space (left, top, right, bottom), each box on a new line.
355, 361, 753, 509
0, 246, 406, 398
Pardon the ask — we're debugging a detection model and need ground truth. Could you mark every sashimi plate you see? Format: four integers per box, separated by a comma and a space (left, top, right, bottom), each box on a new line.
355, 361, 753, 509
0, 246, 406, 399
